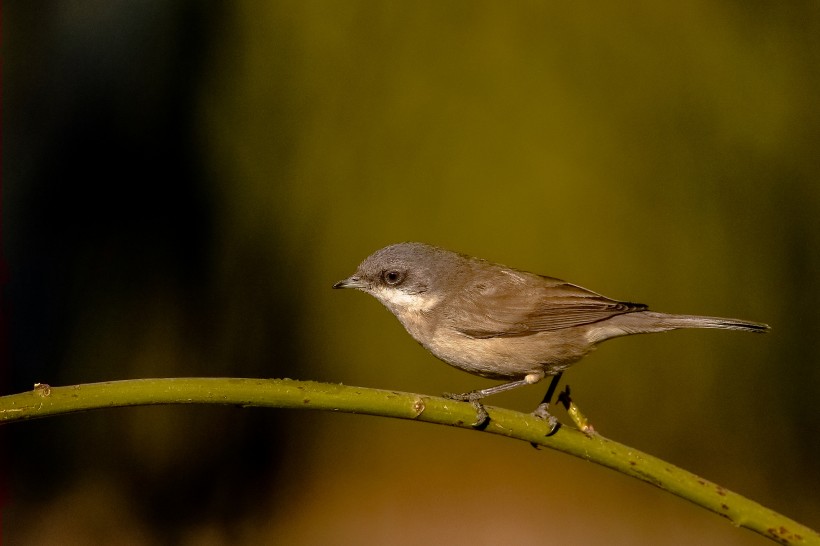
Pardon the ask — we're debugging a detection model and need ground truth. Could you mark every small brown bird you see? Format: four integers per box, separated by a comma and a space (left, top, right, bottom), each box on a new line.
333, 242, 769, 429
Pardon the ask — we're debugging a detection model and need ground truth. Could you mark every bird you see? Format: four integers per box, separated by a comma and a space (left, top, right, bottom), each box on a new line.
333, 242, 769, 430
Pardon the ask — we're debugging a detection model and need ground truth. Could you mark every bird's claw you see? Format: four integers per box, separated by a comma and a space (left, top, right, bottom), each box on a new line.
444, 392, 490, 429
531, 402, 561, 436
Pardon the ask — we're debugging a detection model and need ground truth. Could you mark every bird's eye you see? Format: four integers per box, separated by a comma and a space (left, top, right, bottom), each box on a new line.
382, 270, 404, 286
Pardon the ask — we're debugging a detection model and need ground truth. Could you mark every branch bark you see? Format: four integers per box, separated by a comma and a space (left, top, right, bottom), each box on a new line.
1, 378, 816, 545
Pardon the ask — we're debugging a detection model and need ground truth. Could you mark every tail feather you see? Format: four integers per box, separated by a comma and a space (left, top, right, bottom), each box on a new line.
635, 311, 769, 333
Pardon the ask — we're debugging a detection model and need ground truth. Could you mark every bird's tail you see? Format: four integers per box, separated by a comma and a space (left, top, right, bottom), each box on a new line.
630, 311, 769, 333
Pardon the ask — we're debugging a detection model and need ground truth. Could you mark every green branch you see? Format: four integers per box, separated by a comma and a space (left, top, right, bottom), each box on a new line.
1, 378, 816, 545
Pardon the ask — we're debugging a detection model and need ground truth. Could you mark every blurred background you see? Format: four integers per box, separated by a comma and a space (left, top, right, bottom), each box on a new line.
3, 1, 819, 544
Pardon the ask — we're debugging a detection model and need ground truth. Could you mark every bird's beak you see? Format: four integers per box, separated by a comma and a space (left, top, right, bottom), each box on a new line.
332, 275, 367, 290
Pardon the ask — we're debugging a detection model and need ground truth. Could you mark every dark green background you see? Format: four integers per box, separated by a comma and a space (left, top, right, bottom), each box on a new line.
4, 2, 818, 544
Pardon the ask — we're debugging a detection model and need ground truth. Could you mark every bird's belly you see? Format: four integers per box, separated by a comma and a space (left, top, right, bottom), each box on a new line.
425, 329, 592, 380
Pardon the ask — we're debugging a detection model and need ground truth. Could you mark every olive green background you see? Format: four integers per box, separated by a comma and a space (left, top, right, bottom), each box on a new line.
4, 2, 818, 544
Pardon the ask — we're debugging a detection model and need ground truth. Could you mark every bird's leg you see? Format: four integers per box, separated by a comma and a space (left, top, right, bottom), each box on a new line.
557, 385, 596, 436
531, 372, 563, 435
445, 378, 533, 429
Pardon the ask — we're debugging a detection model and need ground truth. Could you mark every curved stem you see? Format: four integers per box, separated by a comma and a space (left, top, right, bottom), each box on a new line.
1, 378, 817, 545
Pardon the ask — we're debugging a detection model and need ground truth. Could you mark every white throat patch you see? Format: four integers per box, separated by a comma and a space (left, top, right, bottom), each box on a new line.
373, 286, 441, 313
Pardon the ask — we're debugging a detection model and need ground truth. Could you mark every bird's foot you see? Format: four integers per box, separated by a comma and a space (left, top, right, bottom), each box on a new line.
444, 391, 490, 429
531, 403, 561, 436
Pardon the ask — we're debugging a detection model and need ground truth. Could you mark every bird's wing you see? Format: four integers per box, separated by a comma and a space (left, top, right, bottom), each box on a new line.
449, 270, 647, 339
